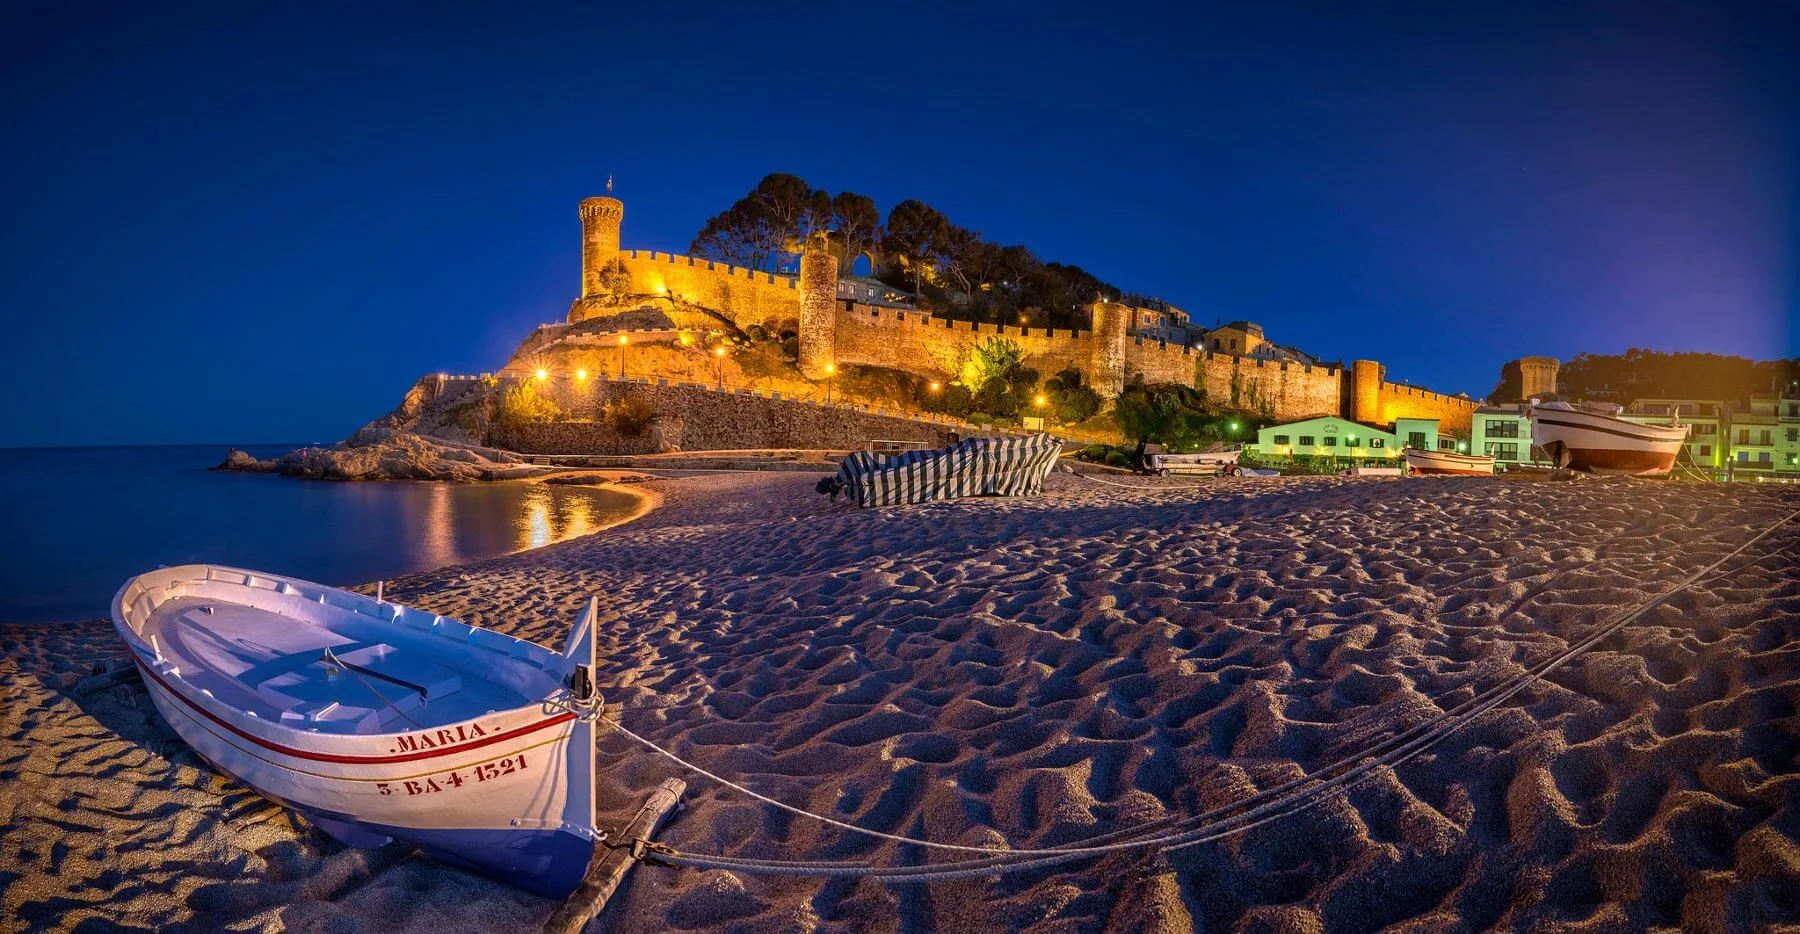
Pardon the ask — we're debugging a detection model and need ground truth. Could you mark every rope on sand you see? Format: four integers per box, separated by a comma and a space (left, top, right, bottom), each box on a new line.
614, 508, 1799, 879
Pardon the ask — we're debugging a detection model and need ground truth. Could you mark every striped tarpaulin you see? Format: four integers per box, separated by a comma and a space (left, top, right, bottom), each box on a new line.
832, 433, 1064, 508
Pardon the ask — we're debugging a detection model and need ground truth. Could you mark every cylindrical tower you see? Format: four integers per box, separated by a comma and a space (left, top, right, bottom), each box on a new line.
1516, 355, 1560, 400
1089, 298, 1130, 399
797, 234, 839, 380
1350, 359, 1383, 424
579, 196, 624, 298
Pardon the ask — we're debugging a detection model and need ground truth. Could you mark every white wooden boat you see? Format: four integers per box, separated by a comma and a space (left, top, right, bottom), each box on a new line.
1403, 448, 1496, 476
1528, 401, 1688, 476
1146, 450, 1242, 476
111, 565, 604, 897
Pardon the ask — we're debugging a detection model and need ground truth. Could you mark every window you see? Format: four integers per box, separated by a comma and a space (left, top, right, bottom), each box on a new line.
1408, 431, 1426, 449
1739, 429, 1750, 444
1759, 452, 1771, 464
1760, 430, 1772, 445
1492, 442, 1519, 461
1321, 436, 1337, 447
1440, 439, 1455, 451
1699, 445, 1711, 457
1789, 404, 1799, 418
1299, 435, 1315, 446
1738, 451, 1749, 463
1370, 438, 1384, 448
1273, 434, 1290, 445
1788, 428, 1798, 442
1694, 424, 1715, 435
1485, 419, 1519, 438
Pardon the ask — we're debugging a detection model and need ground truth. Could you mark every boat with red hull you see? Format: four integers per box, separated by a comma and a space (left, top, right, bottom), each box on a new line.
1528, 401, 1689, 477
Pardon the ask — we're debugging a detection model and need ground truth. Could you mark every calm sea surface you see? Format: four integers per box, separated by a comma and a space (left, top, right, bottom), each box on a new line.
0, 445, 642, 624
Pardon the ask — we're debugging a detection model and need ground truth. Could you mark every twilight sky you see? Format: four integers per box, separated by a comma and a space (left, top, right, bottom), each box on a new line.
2, 1, 1795, 446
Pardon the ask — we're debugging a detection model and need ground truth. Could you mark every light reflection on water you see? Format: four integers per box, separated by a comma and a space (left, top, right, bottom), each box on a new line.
0, 445, 643, 624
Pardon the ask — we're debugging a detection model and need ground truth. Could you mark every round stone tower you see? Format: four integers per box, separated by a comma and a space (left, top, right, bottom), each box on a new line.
797, 233, 839, 380
1517, 355, 1560, 400
1350, 359, 1383, 424
579, 195, 625, 298
1089, 298, 1130, 399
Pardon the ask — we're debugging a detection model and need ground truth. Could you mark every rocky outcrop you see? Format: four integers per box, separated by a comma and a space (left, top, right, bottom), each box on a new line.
216, 433, 528, 482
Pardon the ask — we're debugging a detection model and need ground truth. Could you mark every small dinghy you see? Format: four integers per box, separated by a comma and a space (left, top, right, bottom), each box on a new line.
1528, 400, 1688, 476
1403, 448, 1496, 476
111, 565, 604, 897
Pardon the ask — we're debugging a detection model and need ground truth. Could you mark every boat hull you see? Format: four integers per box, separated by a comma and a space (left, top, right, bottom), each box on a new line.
1529, 406, 1687, 477
112, 565, 602, 898
1402, 448, 1496, 476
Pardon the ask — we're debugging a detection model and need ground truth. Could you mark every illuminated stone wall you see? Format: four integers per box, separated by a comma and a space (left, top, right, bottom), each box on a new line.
570, 250, 803, 326
578, 197, 624, 298
1374, 381, 1481, 433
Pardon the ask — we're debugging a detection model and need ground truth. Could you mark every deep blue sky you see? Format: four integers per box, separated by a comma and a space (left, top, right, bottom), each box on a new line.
3, 2, 1795, 446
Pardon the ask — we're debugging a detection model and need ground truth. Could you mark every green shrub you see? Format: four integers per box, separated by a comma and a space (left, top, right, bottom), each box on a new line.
603, 397, 657, 436
1103, 450, 1133, 468
496, 380, 560, 427
1053, 385, 1102, 423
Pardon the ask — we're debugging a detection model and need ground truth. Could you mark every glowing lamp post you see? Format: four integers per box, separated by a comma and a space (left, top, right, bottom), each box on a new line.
714, 345, 728, 390
824, 363, 835, 404
534, 368, 547, 381
929, 381, 941, 393
617, 334, 629, 379
576, 368, 588, 381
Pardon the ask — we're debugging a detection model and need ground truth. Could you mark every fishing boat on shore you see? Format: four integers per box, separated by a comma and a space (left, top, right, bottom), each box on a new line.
111, 565, 604, 897
1528, 400, 1689, 477
1403, 448, 1496, 476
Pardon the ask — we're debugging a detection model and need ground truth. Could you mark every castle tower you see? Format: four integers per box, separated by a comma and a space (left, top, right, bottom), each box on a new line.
1350, 359, 1383, 424
1517, 355, 1560, 400
797, 233, 839, 380
1089, 298, 1130, 399
579, 195, 625, 298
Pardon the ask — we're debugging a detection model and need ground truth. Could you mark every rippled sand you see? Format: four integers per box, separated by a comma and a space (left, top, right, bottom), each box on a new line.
3, 473, 1797, 931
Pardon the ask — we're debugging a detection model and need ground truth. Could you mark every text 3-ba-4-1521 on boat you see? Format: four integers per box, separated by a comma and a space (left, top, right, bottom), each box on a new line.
111, 564, 606, 897
1528, 400, 1690, 477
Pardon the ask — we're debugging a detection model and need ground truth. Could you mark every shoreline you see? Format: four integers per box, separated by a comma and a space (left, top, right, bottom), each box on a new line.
3, 474, 1796, 930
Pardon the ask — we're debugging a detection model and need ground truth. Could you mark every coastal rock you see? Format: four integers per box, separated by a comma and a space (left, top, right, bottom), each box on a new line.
233, 434, 524, 482
212, 448, 276, 472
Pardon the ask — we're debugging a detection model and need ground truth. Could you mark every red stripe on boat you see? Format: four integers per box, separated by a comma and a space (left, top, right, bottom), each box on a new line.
131, 654, 574, 764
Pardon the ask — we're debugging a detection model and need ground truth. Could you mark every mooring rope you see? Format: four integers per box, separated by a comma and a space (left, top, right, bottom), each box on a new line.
617, 507, 1797, 878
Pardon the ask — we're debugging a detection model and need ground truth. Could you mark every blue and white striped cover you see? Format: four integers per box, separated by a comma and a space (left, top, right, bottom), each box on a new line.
832, 433, 1063, 508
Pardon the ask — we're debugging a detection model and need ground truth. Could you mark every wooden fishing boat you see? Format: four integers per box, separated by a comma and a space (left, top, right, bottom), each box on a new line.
1528, 401, 1689, 477
1146, 450, 1242, 477
111, 565, 604, 897
1403, 448, 1496, 476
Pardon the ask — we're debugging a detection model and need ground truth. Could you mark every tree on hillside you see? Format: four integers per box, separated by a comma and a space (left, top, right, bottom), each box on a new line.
1114, 382, 1212, 452
829, 192, 881, 270
1487, 350, 1800, 406
690, 173, 829, 272
883, 200, 952, 295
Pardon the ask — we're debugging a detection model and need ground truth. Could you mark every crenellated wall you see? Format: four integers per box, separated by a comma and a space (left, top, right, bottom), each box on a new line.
559, 194, 1479, 431
571, 250, 803, 325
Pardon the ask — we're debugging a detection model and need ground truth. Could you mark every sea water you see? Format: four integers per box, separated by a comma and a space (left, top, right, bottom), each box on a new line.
0, 445, 641, 623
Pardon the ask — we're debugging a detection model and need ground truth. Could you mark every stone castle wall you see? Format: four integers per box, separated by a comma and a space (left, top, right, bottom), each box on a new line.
583, 251, 802, 326
1374, 381, 1480, 433
492, 379, 961, 454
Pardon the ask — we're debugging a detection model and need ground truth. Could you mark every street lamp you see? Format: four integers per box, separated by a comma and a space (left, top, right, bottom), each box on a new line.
534, 368, 547, 381
1034, 394, 1047, 408
929, 381, 941, 393
576, 368, 587, 381
714, 345, 727, 389
824, 362, 835, 404
617, 334, 629, 379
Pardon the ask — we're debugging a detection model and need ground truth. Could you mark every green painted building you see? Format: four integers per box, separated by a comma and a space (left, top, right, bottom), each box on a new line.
1470, 405, 1534, 464
1248, 415, 1403, 463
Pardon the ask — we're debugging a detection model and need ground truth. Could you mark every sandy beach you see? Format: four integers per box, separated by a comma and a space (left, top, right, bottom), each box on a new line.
3, 472, 1797, 932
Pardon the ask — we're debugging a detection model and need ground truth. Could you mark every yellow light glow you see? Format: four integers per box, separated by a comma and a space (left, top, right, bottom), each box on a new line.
617, 334, 628, 346
929, 381, 941, 392
534, 368, 547, 380
824, 363, 835, 375
679, 332, 693, 346
576, 369, 588, 380
1034, 394, 1047, 407
714, 346, 727, 357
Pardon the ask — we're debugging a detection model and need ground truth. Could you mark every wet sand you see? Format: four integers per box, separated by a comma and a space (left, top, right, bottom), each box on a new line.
2, 473, 1797, 931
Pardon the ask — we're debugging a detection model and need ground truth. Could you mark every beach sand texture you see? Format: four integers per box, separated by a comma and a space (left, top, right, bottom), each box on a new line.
2, 474, 1797, 932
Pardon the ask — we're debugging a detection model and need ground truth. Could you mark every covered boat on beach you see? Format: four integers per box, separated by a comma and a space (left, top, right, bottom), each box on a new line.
821, 433, 1063, 507
1528, 400, 1689, 476
111, 565, 604, 897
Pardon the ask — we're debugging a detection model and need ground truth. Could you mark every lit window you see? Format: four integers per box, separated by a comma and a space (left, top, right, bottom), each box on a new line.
1322, 436, 1337, 447
1274, 434, 1290, 444
1370, 438, 1384, 448
1299, 435, 1315, 446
